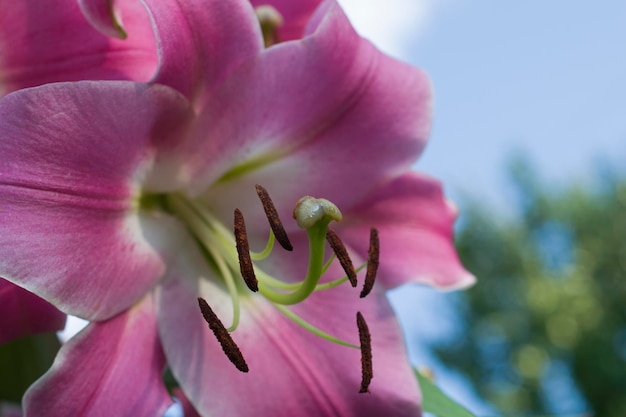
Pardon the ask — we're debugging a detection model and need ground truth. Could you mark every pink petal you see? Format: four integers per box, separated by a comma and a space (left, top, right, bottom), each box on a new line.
158, 235, 422, 417
188, 1, 431, 233
23, 294, 172, 417
340, 172, 476, 290
142, 0, 262, 101
0, 81, 193, 320
0, 279, 66, 344
249, 0, 322, 41
0, 0, 156, 94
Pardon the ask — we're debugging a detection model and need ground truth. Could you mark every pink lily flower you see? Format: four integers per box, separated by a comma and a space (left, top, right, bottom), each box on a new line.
0, 0, 474, 416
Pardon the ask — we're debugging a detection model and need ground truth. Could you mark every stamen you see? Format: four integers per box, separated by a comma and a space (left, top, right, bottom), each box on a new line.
255, 184, 293, 251
326, 228, 357, 287
197, 297, 249, 373
360, 228, 379, 298
356, 312, 373, 393
234, 209, 258, 292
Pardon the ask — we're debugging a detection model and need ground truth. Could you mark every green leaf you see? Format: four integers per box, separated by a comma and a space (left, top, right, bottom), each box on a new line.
415, 370, 477, 417
0, 333, 60, 402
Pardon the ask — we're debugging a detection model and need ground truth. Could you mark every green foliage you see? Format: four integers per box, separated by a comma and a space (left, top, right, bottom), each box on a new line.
0, 333, 60, 403
416, 370, 476, 417
435, 157, 626, 416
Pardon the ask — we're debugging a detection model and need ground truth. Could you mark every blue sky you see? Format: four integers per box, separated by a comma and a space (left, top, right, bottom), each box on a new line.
341, 0, 626, 215
338, 0, 626, 414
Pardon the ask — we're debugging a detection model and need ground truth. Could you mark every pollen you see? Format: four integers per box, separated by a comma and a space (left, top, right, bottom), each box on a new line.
326, 228, 357, 287
198, 297, 249, 373
255, 184, 293, 251
357, 312, 373, 393
234, 208, 258, 292
360, 228, 379, 298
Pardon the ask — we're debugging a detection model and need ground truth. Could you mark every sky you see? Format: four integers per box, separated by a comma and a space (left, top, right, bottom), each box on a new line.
339, 0, 626, 215
337, 0, 626, 414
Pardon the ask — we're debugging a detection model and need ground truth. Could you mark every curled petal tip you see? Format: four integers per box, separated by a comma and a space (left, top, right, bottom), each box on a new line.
79, 0, 128, 39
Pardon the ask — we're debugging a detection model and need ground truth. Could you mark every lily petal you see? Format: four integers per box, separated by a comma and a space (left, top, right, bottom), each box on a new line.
0, 279, 66, 344
340, 172, 476, 290
192, 0, 431, 232
0, 81, 193, 320
23, 294, 172, 417
0, 0, 156, 94
158, 236, 421, 417
142, 0, 263, 101
249, 0, 322, 42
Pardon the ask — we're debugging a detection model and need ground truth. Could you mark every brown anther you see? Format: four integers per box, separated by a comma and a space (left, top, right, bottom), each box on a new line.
326, 228, 357, 287
255, 184, 293, 251
234, 208, 258, 292
356, 312, 373, 393
360, 228, 379, 298
197, 297, 249, 373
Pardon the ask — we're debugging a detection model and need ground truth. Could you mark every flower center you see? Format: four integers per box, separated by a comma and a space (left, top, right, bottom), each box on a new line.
151, 185, 378, 392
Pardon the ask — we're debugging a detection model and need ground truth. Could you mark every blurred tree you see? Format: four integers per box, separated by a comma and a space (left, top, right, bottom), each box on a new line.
435, 156, 626, 417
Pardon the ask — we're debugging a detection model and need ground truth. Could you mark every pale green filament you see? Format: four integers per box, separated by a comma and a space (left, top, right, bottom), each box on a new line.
166, 195, 241, 331
315, 264, 366, 291
322, 253, 337, 274
250, 231, 275, 261
273, 304, 358, 349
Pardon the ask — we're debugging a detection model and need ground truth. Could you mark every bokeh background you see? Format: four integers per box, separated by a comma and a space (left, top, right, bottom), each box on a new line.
336, 0, 626, 415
